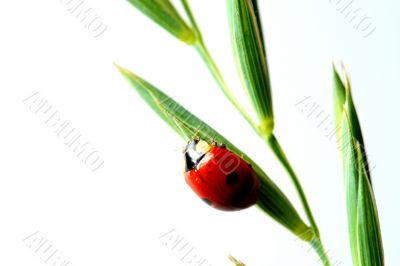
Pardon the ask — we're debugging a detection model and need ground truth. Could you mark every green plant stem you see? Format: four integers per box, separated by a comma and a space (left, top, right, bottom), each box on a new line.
180, 2, 318, 232
266, 135, 332, 264
267, 134, 334, 265
180, 2, 331, 265
195, 43, 258, 132
266, 134, 320, 237
311, 237, 332, 266
180, 0, 258, 133
180, 2, 319, 235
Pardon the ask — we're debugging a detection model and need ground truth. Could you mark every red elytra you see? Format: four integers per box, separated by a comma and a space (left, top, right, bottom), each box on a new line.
183, 139, 260, 211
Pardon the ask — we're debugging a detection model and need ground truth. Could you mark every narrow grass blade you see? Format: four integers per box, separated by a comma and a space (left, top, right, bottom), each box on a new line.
126, 0, 195, 44
250, 0, 265, 54
334, 65, 371, 181
116, 64, 313, 241
340, 96, 384, 266
343, 82, 365, 154
341, 110, 361, 264
227, 0, 274, 136
345, 86, 375, 183
356, 145, 384, 266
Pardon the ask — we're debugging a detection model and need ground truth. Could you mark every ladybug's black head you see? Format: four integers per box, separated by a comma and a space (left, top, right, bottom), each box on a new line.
183, 139, 211, 172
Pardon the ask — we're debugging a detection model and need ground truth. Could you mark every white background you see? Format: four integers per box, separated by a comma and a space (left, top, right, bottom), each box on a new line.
0, 0, 399, 265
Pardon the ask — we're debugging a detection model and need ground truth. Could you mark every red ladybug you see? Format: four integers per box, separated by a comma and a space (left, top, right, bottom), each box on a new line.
183, 139, 260, 211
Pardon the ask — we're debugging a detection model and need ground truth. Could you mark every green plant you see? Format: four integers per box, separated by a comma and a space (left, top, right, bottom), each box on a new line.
115, 1, 384, 265
333, 65, 384, 266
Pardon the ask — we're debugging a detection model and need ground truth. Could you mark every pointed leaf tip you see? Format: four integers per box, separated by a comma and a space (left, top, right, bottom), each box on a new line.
333, 63, 346, 140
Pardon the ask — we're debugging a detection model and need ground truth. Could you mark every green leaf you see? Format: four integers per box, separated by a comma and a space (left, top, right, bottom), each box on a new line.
345, 88, 372, 183
334, 65, 371, 181
340, 103, 384, 266
341, 110, 360, 264
343, 82, 365, 154
116, 64, 313, 241
250, 0, 265, 54
126, 0, 196, 44
227, 0, 274, 136
356, 145, 384, 266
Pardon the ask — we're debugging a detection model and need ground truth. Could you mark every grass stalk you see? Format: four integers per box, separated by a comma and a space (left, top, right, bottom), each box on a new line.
266, 134, 320, 237
180, 1, 331, 265
311, 237, 332, 266
180, 0, 259, 133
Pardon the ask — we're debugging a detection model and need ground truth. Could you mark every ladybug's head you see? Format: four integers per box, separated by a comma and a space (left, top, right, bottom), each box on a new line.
183, 139, 211, 172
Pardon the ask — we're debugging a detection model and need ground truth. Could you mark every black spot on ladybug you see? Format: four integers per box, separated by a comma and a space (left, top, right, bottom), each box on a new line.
202, 198, 212, 206
226, 172, 239, 186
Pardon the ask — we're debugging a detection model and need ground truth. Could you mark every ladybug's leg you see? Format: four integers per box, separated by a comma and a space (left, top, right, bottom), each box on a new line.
192, 126, 203, 141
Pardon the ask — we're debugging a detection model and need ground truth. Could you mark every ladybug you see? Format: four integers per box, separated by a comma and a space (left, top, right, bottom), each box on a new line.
183, 138, 260, 211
